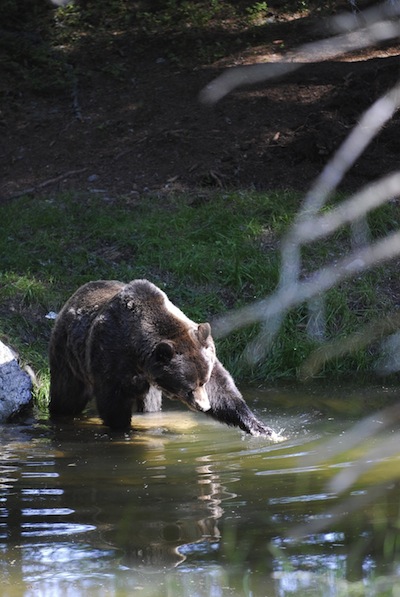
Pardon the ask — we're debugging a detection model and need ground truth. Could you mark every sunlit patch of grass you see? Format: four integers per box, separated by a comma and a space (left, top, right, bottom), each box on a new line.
0, 272, 48, 304
0, 271, 54, 399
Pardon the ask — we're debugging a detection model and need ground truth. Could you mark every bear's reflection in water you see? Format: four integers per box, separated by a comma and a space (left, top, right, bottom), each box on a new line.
50, 410, 236, 570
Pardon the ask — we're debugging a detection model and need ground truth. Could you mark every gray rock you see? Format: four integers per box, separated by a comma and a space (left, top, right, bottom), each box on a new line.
0, 341, 32, 422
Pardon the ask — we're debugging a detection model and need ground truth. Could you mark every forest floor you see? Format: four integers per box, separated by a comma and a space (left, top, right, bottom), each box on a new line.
1, 7, 400, 202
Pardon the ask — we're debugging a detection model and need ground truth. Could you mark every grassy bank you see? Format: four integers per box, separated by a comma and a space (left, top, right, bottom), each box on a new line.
0, 190, 397, 408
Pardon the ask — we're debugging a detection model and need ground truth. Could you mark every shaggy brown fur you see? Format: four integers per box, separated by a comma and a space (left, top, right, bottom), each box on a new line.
49, 279, 273, 436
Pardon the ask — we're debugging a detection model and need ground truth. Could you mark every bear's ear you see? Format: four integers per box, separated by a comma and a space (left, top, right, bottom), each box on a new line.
197, 322, 211, 343
153, 340, 175, 363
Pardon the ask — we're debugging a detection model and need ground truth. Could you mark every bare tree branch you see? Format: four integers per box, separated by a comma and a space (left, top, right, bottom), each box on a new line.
200, 4, 400, 105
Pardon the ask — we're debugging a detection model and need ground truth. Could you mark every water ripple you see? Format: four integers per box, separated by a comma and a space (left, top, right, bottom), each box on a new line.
21, 522, 96, 537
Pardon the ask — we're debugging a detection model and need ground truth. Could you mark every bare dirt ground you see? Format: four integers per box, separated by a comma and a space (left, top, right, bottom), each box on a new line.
1, 12, 400, 202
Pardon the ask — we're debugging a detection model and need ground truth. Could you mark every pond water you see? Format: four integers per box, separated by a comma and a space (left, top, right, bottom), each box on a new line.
2, 384, 400, 597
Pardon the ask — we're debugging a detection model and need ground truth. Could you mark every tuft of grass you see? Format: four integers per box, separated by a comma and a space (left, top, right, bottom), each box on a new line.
0, 190, 397, 409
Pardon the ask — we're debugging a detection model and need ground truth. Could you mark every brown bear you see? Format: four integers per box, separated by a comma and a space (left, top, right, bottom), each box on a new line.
49, 279, 273, 437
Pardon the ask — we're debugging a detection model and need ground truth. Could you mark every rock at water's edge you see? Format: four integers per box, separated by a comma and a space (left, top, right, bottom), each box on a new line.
0, 341, 32, 422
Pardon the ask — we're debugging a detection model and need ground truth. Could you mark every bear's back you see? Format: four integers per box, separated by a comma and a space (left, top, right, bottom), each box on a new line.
51, 280, 125, 353
68, 280, 126, 313
118, 279, 197, 340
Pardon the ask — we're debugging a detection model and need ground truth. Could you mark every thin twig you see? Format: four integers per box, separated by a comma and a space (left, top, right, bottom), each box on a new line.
8, 168, 88, 199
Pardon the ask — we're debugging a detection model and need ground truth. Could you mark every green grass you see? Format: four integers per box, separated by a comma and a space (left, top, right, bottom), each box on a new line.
0, 190, 398, 409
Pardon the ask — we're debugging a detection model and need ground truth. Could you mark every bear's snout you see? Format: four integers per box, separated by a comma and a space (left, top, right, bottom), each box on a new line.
190, 386, 211, 412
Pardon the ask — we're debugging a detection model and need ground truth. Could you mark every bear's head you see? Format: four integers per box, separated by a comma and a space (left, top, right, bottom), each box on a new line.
145, 322, 215, 412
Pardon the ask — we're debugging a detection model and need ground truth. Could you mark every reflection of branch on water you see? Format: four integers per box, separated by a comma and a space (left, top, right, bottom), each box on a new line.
289, 481, 388, 540
285, 401, 400, 553
300, 402, 400, 493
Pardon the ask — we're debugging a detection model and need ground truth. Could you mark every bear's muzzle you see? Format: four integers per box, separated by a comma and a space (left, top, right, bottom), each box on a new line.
191, 386, 211, 412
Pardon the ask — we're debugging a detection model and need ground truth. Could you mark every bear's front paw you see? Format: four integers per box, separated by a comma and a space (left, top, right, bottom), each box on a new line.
249, 419, 286, 442
248, 419, 274, 437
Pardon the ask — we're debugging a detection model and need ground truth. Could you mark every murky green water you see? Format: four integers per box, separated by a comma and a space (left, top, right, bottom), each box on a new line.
2, 384, 400, 596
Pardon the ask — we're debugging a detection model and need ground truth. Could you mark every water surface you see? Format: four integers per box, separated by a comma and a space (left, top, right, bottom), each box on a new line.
1, 383, 400, 596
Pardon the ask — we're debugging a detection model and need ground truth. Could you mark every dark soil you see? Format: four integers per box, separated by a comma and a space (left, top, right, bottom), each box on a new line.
1, 11, 400, 201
